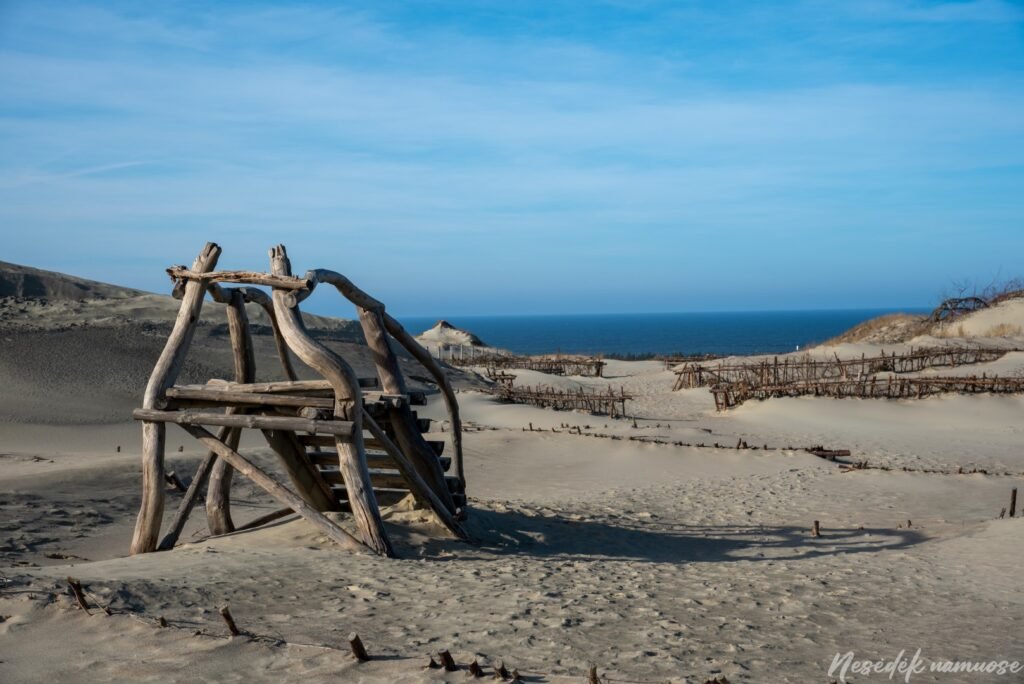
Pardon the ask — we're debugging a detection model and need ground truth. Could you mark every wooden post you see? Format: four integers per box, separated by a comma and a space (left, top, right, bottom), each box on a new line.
1011, 487, 1018, 518
812, 520, 820, 537
270, 246, 394, 557
206, 288, 257, 536
219, 606, 241, 636
357, 306, 456, 513
131, 242, 221, 555
438, 650, 458, 671
348, 633, 370, 662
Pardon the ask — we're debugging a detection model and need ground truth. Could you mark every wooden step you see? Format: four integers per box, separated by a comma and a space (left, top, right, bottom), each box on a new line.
301, 435, 444, 456
319, 467, 462, 493
307, 449, 451, 472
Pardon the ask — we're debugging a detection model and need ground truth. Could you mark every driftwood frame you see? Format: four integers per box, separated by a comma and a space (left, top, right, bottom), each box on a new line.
129, 242, 468, 558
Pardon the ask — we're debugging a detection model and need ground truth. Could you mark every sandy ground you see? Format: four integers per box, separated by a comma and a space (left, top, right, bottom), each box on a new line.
2, 285, 1024, 682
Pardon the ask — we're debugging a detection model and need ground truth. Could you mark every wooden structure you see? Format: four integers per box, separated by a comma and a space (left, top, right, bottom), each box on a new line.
661, 353, 722, 370
485, 366, 517, 389
673, 347, 1010, 391
494, 384, 632, 417
710, 373, 1024, 410
451, 354, 606, 377
130, 243, 469, 558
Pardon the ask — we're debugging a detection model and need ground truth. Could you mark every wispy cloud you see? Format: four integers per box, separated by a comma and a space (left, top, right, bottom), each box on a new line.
0, 1, 1022, 313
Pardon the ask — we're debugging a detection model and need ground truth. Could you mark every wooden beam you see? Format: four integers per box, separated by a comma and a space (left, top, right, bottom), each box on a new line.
167, 266, 311, 290
269, 244, 394, 558
131, 242, 221, 555
132, 408, 355, 436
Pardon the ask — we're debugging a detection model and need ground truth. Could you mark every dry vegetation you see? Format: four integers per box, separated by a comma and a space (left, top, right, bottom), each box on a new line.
823, 312, 927, 345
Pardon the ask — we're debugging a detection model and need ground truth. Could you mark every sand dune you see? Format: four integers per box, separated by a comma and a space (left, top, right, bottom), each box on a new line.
2, 265, 1024, 682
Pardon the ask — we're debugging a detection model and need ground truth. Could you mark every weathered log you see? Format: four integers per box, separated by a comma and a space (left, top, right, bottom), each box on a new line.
270, 245, 393, 558
181, 378, 382, 394
164, 387, 335, 410
132, 409, 355, 436
205, 426, 242, 535
180, 423, 368, 553
198, 291, 257, 540
131, 242, 220, 555
168, 266, 311, 290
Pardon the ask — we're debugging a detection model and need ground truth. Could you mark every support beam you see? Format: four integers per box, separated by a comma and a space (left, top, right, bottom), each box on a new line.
270, 245, 394, 558
132, 408, 355, 436
358, 305, 457, 513
131, 242, 221, 555
168, 266, 311, 290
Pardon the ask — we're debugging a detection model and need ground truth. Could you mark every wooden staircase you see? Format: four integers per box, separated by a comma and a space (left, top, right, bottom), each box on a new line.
130, 242, 470, 558
299, 389, 466, 510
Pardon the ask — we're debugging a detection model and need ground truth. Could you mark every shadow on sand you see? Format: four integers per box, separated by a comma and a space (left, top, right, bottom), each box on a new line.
417, 507, 928, 564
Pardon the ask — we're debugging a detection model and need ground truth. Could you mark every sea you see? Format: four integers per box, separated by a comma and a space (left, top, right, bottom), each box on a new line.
398, 309, 926, 357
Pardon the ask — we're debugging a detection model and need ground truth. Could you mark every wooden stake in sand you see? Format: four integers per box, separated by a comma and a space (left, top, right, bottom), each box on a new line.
812, 520, 821, 538
219, 606, 241, 636
131, 242, 221, 555
588, 664, 601, 684
348, 633, 370, 662
438, 650, 458, 671
66, 577, 90, 613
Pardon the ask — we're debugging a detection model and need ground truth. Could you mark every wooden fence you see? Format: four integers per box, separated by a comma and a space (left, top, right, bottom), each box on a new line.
493, 384, 632, 417
674, 347, 1010, 391
710, 374, 1024, 410
451, 354, 606, 377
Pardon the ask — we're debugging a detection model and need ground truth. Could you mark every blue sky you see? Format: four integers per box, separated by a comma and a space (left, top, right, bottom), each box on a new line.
1, 1, 1022, 316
